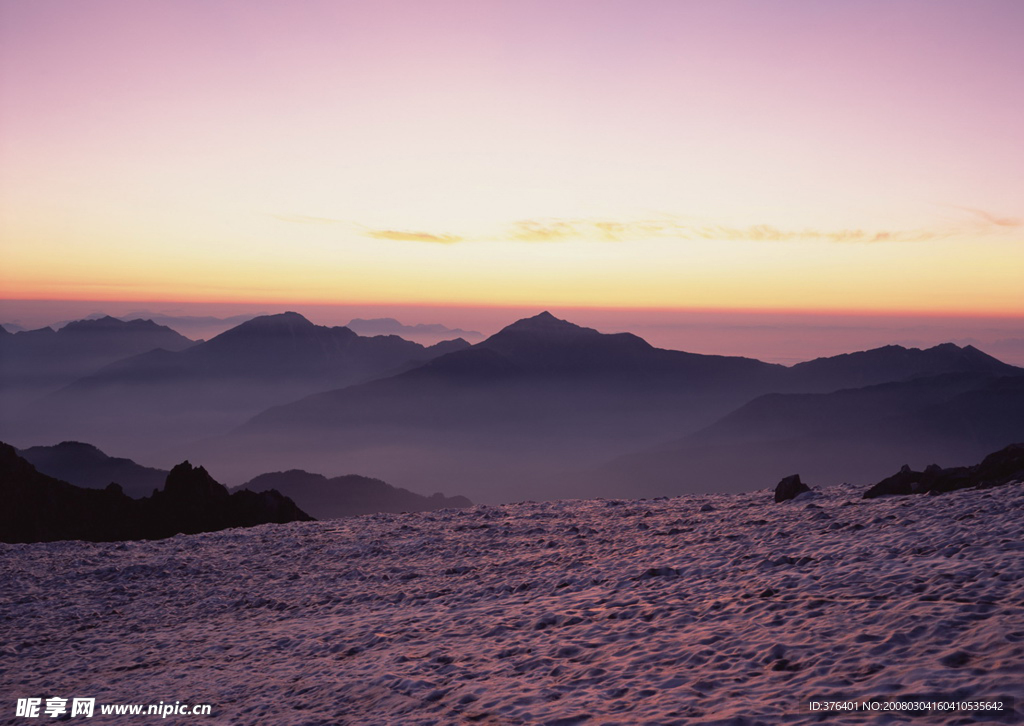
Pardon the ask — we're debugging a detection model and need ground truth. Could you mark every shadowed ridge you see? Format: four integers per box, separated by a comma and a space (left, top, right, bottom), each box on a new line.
161, 461, 229, 501
24, 440, 108, 462
789, 342, 1020, 391
465, 311, 659, 375
0, 442, 142, 543
60, 316, 184, 335
240, 469, 473, 518
863, 442, 1024, 498
0, 443, 313, 543
21, 309, 463, 453
480, 311, 650, 348
425, 337, 470, 355
17, 441, 169, 498
492, 311, 588, 335
202, 311, 348, 347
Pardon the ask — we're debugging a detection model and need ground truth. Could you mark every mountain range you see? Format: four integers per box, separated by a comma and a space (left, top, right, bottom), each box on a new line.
192, 312, 1022, 501
6, 312, 469, 453
590, 371, 1024, 498
16, 440, 472, 518
3, 310, 1020, 503
346, 317, 484, 343
0, 443, 311, 543
18, 441, 169, 498
239, 470, 472, 518
0, 316, 195, 395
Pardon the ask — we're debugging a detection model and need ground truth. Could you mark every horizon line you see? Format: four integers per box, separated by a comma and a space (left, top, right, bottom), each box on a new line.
3, 297, 1024, 322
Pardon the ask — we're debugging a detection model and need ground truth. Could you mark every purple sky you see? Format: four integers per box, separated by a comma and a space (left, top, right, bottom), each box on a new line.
1, 1, 1022, 315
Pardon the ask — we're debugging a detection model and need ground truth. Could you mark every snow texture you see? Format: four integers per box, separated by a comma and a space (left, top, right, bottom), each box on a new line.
3, 482, 1023, 724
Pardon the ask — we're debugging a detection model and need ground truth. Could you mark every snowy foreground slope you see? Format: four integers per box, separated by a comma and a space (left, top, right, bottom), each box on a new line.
3, 483, 1023, 725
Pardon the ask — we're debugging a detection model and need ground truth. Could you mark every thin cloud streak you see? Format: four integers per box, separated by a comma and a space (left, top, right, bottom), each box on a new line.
950, 206, 1023, 228
507, 218, 943, 245
367, 229, 463, 245
280, 211, 999, 246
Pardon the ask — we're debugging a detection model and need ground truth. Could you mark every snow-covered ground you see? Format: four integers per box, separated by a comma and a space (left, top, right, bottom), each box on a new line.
3, 482, 1023, 725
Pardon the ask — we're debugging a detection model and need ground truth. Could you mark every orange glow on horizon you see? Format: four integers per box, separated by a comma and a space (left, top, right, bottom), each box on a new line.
2, 2, 1022, 327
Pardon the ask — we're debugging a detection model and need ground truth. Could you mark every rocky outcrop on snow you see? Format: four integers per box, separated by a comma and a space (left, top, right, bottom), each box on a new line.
0, 443, 312, 543
863, 442, 1024, 498
774, 473, 810, 502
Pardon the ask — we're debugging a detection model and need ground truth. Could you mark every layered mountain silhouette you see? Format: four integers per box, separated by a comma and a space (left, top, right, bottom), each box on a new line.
786, 342, 1018, 391
190, 312, 787, 498
0, 317, 198, 446
346, 317, 484, 343
15, 439, 469, 516
591, 370, 1024, 498
0, 316, 195, 394
178, 312, 1022, 502
11, 312, 469, 453
0, 443, 311, 543
240, 470, 471, 519
6, 310, 1020, 503
17, 441, 169, 498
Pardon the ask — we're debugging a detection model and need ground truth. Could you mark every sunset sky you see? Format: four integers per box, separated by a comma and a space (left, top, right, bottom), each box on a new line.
1, 0, 1022, 315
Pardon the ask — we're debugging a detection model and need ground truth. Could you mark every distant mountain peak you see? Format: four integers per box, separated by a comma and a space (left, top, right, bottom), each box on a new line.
499, 311, 591, 335
61, 316, 172, 334
789, 339, 1019, 391
214, 311, 320, 338
247, 311, 313, 326
52, 441, 104, 453
345, 317, 483, 340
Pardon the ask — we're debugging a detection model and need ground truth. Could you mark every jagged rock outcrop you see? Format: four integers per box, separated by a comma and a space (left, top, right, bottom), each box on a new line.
863, 442, 1024, 498
0, 443, 312, 543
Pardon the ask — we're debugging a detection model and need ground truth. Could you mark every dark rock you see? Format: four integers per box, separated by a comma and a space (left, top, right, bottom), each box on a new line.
1, 443, 144, 543
774, 474, 810, 503
864, 442, 1024, 498
0, 442, 312, 543
972, 442, 1024, 489
862, 466, 919, 498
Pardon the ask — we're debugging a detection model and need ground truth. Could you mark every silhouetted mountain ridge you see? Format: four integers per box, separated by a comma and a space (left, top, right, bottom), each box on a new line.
789, 342, 1017, 391
220, 315, 1022, 502
346, 317, 483, 342
18, 441, 168, 498
0, 315, 195, 392
0, 443, 311, 543
240, 470, 472, 519
591, 371, 1024, 499
12, 312, 471, 454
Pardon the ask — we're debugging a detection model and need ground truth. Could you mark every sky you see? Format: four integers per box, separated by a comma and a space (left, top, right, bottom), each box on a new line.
1, 0, 1023, 316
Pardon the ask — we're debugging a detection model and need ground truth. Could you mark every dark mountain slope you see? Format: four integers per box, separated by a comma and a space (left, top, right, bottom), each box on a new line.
18, 441, 168, 498
0, 443, 311, 543
240, 470, 471, 519
193, 316, 1021, 502
0, 316, 195, 392
788, 342, 1018, 391
14, 313, 469, 454
589, 372, 1024, 499
195, 313, 793, 499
